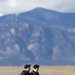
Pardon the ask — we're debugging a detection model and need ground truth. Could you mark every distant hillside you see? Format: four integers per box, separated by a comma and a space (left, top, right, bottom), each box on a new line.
0, 7, 75, 66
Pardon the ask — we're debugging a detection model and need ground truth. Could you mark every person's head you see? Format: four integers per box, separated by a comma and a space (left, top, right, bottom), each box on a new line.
24, 64, 31, 71
33, 64, 40, 72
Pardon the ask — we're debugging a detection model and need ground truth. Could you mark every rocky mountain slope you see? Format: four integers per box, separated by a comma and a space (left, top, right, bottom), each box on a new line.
0, 7, 75, 65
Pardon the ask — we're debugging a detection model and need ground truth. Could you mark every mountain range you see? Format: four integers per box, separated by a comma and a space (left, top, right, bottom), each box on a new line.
0, 7, 75, 66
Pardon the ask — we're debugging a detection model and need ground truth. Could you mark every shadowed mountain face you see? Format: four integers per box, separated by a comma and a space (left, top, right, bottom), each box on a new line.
0, 7, 75, 66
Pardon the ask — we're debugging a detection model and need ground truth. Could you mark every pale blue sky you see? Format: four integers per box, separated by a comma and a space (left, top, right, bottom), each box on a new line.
0, 0, 75, 15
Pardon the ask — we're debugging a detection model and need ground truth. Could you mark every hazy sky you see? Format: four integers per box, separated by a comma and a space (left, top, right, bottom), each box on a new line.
0, 0, 75, 15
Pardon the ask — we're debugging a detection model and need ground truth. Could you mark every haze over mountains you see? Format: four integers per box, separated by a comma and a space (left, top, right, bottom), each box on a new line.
0, 7, 75, 66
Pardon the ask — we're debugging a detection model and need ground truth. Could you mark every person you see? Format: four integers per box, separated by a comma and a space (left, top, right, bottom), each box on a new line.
20, 64, 31, 75
30, 64, 40, 75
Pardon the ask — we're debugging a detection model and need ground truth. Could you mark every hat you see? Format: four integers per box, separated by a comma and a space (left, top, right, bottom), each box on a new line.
33, 64, 39, 69
24, 64, 31, 69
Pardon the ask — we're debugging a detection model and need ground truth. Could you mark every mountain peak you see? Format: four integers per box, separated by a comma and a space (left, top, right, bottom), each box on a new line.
33, 7, 53, 11
33, 7, 47, 11
31, 7, 59, 13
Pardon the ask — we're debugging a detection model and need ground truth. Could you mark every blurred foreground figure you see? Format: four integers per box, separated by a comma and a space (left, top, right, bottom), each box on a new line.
20, 64, 31, 75
30, 64, 40, 75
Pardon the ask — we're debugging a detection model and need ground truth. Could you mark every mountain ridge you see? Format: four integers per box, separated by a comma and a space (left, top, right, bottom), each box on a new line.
0, 7, 75, 66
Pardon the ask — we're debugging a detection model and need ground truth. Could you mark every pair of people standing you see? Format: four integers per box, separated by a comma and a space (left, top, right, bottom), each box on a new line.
20, 64, 39, 75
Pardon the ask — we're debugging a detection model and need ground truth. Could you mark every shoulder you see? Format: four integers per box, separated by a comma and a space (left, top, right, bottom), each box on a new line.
20, 70, 26, 75
30, 71, 35, 75
37, 72, 39, 75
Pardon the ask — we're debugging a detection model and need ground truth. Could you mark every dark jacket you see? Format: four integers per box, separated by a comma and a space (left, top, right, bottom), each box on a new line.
20, 70, 30, 75
30, 71, 39, 75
